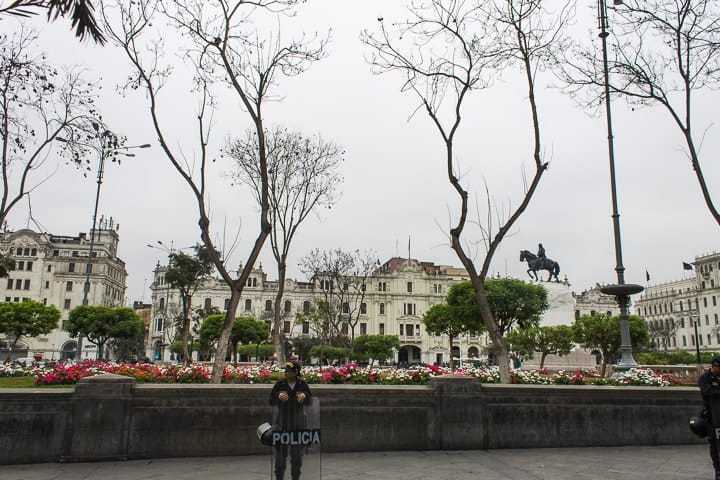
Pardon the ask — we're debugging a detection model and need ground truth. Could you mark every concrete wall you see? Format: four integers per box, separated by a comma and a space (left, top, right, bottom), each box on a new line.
0, 374, 705, 465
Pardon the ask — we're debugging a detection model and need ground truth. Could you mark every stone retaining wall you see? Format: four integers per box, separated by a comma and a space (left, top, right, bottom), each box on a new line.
0, 374, 704, 464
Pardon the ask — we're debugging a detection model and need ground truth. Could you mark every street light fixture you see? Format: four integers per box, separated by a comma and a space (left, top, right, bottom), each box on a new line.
595, 0, 644, 370
66, 134, 151, 361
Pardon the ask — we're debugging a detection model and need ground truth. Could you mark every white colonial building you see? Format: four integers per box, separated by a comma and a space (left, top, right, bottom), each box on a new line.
634, 251, 720, 356
148, 255, 600, 366
0, 222, 128, 361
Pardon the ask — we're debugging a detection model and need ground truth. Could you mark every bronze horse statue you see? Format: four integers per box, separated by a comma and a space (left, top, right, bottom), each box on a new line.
520, 250, 560, 282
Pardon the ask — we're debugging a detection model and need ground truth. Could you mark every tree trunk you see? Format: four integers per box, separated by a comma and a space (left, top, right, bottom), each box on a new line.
448, 334, 455, 370
540, 352, 547, 370
4, 334, 20, 363
273, 260, 288, 365
211, 288, 242, 383
180, 293, 191, 365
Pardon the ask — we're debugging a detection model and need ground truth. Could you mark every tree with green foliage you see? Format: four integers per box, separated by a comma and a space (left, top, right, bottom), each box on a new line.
165, 245, 214, 365
199, 314, 269, 362
108, 321, 147, 361
0, 299, 59, 362
573, 313, 650, 377
483, 278, 549, 337
291, 336, 320, 365
237, 343, 275, 361
66, 305, 142, 360
353, 334, 400, 365
505, 325, 575, 369
423, 281, 484, 370
309, 345, 346, 365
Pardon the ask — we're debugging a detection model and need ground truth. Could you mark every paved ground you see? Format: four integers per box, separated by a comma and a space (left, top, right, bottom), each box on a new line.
3, 445, 714, 480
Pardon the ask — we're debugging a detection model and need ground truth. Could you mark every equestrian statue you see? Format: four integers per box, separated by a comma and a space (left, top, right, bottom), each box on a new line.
520, 243, 560, 282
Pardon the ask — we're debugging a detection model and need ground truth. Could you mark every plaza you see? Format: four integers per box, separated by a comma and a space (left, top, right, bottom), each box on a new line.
2, 446, 713, 480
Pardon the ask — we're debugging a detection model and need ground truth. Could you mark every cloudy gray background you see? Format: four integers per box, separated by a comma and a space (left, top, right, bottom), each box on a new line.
2, 0, 717, 304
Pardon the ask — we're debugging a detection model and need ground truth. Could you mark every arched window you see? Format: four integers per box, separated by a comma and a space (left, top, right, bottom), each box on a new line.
284, 300, 292, 313
30, 248, 37, 256
245, 299, 252, 311
15, 247, 21, 255
380, 303, 385, 315
360, 302, 367, 314
204, 298, 212, 310
159, 298, 165, 310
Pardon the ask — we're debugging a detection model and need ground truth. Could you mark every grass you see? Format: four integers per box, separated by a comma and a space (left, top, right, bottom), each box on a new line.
0, 375, 76, 388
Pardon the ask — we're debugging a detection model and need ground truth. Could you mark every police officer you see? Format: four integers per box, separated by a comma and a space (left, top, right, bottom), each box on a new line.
699, 356, 720, 480
270, 361, 312, 480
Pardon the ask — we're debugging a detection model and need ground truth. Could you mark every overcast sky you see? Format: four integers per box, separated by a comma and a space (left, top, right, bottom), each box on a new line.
3, 0, 718, 304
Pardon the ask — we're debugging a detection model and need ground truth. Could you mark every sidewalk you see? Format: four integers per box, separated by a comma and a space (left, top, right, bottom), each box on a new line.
2, 445, 711, 480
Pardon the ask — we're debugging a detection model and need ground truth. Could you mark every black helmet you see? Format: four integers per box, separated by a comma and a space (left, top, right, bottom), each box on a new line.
689, 416, 708, 438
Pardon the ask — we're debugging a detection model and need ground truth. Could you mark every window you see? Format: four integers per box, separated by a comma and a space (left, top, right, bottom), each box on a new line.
245, 299, 252, 311
341, 323, 348, 335
321, 279, 332, 290
47, 265, 52, 272
224, 298, 231, 310
154, 317, 164, 332
17, 261, 24, 271
708, 334, 713, 345
284, 300, 292, 314
25, 261, 32, 271
360, 302, 367, 314
66, 281, 73, 292
416, 324, 421, 335
23, 248, 29, 256
379, 303, 385, 315
69, 263, 75, 273
4, 297, 9, 302
283, 321, 291, 334
378, 282, 387, 292
680, 318, 685, 328
360, 323, 367, 335
342, 302, 349, 314
379, 323, 385, 335
361, 284, 366, 292
15, 279, 21, 289
406, 324, 414, 336
403, 303, 416, 316
53, 250, 59, 257
303, 301, 310, 312
399, 324, 404, 336
433, 284, 442, 294
407, 282, 413, 293
22, 280, 29, 291
704, 297, 708, 307
44, 281, 49, 289
683, 336, 687, 346
302, 322, 309, 334
15, 247, 21, 255
64, 299, 71, 310
714, 296, 717, 307
6, 278, 12, 289
159, 298, 165, 310
707, 315, 711, 326
265, 300, 273, 312
31, 248, 36, 256
716, 314, 719, 325
343, 283, 349, 291
204, 298, 212, 310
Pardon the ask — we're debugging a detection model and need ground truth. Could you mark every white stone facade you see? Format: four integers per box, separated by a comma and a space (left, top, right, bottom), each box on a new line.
0, 226, 128, 361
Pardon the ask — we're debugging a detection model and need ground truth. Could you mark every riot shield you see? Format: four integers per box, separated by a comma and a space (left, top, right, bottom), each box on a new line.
711, 395, 720, 442
270, 396, 321, 480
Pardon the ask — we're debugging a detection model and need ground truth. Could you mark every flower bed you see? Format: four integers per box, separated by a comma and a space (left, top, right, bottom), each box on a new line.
16, 360, 684, 387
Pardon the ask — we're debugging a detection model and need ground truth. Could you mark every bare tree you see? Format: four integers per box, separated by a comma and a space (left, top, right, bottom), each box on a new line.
0, 27, 104, 231
362, 0, 571, 383
299, 248, 378, 353
226, 126, 343, 364
647, 318, 678, 351
558, 0, 720, 226
101, 0, 326, 382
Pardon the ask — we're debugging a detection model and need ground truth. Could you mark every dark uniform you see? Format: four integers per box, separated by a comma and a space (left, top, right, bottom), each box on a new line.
270, 362, 312, 480
699, 358, 720, 480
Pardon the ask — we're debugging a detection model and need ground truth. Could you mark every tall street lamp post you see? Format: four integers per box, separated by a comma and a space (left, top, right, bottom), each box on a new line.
595, 0, 644, 370
693, 315, 702, 365
74, 134, 150, 360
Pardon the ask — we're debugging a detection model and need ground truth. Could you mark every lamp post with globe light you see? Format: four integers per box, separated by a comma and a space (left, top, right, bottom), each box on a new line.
595, 0, 644, 371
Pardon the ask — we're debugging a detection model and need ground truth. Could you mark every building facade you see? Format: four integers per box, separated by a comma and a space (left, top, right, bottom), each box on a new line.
634, 251, 720, 356
0, 224, 128, 361
147, 257, 494, 364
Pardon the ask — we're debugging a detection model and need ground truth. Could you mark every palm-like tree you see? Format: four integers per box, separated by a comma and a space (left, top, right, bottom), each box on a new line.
1, 1, 105, 45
